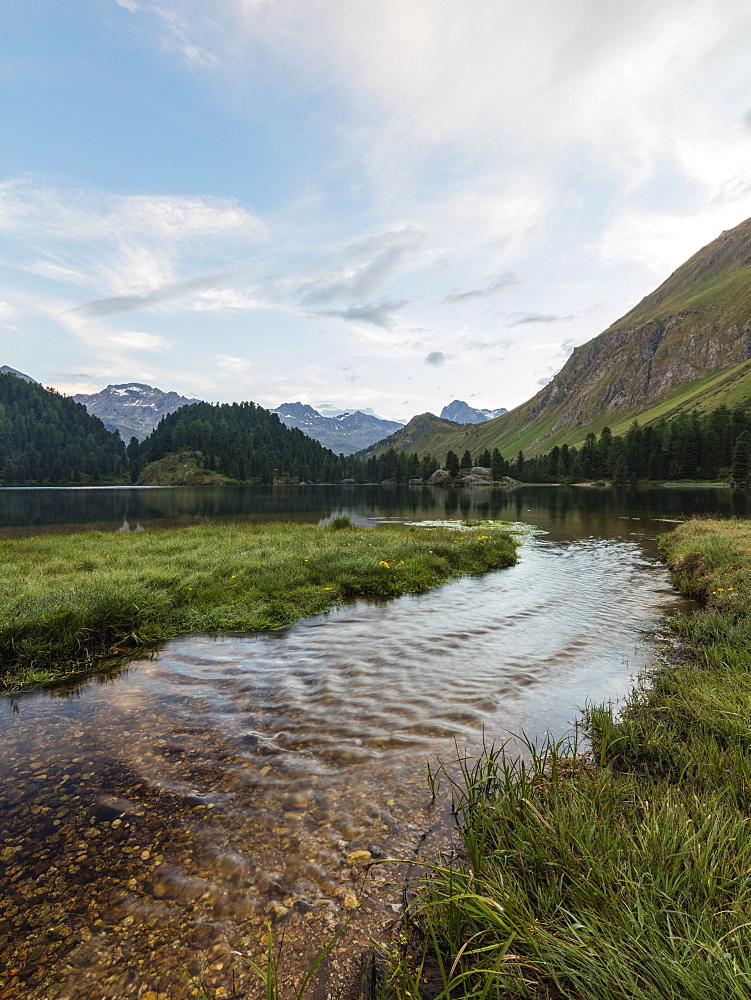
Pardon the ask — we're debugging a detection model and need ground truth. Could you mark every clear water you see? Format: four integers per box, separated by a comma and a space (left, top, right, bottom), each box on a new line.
0, 486, 705, 998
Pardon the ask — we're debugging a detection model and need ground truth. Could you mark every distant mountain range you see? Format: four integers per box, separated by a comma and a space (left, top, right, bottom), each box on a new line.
73, 383, 201, 441
440, 399, 507, 423
270, 402, 403, 454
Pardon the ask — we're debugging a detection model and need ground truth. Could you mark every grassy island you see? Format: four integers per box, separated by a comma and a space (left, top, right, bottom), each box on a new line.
0, 520, 516, 692
399, 518, 751, 1000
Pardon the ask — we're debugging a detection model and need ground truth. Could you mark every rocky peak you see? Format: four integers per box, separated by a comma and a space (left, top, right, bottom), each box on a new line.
440, 399, 507, 423
0, 365, 37, 383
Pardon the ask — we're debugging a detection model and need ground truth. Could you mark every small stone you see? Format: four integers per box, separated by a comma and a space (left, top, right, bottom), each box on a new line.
346, 850, 372, 866
342, 892, 358, 909
336, 839, 347, 850
111, 819, 122, 828
264, 901, 289, 920
368, 845, 383, 857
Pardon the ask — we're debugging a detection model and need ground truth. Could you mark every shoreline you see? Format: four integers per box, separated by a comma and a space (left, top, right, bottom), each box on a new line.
392, 516, 751, 998
0, 520, 517, 693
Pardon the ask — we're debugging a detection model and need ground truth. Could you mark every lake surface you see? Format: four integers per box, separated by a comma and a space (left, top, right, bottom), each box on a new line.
0, 485, 722, 998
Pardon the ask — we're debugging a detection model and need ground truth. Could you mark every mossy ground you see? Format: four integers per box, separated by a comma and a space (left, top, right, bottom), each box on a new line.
392, 517, 751, 999
0, 520, 516, 692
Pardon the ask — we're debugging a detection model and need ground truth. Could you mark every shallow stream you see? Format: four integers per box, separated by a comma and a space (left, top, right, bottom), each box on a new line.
0, 486, 707, 998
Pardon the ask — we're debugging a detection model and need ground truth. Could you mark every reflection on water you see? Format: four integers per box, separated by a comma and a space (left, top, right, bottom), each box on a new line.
0, 489, 699, 997
0, 481, 748, 539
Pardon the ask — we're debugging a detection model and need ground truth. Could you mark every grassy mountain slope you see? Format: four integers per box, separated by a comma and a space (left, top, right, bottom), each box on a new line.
359, 412, 461, 459
369, 216, 751, 460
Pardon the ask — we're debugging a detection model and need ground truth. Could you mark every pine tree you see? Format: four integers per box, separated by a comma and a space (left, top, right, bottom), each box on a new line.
732, 431, 750, 485
490, 448, 505, 480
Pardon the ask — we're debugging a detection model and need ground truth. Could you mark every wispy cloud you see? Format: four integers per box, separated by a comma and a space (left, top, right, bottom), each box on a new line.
216, 354, 251, 372
0, 179, 265, 299
300, 227, 423, 307
71, 270, 242, 318
318, 299, 409, 328
442, 272, 519, 304
424, 351, 446, 367
508, 312, 573, 326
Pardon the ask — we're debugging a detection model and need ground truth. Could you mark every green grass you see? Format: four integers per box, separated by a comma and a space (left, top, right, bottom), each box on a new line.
390, 517, 751, 999
0, 519, 516, 692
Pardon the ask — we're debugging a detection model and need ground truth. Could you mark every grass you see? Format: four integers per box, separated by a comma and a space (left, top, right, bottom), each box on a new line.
0, 518, 516, 692
386, 517, 751, 999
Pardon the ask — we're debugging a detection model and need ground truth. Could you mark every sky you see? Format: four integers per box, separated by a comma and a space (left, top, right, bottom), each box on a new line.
1, 1, 751, 422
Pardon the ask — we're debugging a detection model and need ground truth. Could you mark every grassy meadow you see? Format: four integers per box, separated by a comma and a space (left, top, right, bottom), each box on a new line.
0, 518, 516, 692
393, 517, 751, 1000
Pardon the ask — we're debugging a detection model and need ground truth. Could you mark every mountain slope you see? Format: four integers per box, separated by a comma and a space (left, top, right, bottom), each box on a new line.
370, 216, 751, 460
131, 400, 355, 484
74, 383, 201, 441
359, 412, 462, 460
0, 365, 37, 383
0, 373, 127, 484
271, 402, 403, 454
492, 216, 751, 454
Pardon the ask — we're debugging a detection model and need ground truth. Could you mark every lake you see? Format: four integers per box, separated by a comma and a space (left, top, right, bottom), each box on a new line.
0, 485, 731, 998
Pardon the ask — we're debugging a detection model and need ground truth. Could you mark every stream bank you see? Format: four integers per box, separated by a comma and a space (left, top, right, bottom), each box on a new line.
0, 491, 696, 998
401, 518, 751, 1000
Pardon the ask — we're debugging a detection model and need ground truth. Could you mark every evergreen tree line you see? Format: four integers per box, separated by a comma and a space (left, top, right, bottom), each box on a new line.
4, 373, 751, 487
0, 374, 127, 485
364, 407, 751, 486
516, 406, 751, 484
128, 401, 362, 484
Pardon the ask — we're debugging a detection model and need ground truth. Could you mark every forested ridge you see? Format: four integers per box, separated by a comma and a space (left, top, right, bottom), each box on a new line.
128, 400, 361, 484
515, 405, 751, 484
367, 405, 751, 485
0, 373, 127, 485
3, 372, 751, 487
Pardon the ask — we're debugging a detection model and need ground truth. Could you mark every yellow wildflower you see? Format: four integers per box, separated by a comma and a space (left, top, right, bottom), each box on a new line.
379, 560, 390, 568
324, 587, 333, 590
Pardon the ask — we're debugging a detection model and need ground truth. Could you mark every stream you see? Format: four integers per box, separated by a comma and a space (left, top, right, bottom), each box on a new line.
0, 485, 713, 998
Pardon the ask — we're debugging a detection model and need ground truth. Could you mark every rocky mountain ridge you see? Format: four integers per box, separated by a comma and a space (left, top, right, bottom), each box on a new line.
440, 399, 507, 423
271, 402, 403, 454
73, 383, 201, 441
